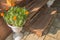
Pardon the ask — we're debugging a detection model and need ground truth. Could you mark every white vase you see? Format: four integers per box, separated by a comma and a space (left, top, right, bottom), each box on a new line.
8, 24, 23, 40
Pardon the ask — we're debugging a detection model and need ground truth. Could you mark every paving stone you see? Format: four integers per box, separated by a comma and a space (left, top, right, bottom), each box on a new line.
21, 31, 30, 40
53, 18, 60, 28
38, 35, 45, 40
32, 34, 39, 40
46, 26, 58, 38
56, 28, 60, 40
57, 13, 60, 17
44, 35, 57, 40
57, 35, 60, 40
57, 13, 60, 20
52, 13, 60, 28
25, 33, 37, 40
6, 33, 13, 40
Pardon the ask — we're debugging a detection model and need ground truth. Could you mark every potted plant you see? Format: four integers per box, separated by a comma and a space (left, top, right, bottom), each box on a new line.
0, 6, 29, 40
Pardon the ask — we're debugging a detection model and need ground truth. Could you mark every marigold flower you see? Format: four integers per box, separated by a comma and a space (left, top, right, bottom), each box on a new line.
6, 0, 11, 6
13, 16, 17, 20
0, 12, 4, 17
25, 11, 29, 15
6, 0, 15, 6
11, 3, 15, 6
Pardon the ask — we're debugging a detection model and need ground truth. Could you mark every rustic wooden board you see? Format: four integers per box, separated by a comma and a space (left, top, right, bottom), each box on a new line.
16, 0, 31, 7
24, 8, 57, 36
0, 17, 12, 40
26, 0, 48, 20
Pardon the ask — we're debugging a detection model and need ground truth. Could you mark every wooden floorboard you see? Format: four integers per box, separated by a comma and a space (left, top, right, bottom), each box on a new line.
24, 7, 57, 36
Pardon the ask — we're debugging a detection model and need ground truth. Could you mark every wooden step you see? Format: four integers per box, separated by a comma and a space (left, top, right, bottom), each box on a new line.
26, 0, 48, 20
24, 5, 47, 28
24, 7, 57, 36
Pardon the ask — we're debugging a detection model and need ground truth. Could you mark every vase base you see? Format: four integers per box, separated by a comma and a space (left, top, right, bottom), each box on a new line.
13, 32, 23, 40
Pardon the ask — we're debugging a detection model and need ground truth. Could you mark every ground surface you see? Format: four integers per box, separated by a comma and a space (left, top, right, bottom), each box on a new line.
6, 0, 60, 40
6, 13, 60, 40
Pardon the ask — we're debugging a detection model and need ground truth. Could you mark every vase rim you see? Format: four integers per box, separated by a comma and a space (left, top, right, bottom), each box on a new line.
8, 24, 22, 28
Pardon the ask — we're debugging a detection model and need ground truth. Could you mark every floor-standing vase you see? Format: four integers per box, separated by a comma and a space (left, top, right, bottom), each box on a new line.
8, 24, 23, 40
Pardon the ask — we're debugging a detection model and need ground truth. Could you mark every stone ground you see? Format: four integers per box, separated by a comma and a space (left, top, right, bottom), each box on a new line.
6, 13, 60, 40
6, 0, 60, 40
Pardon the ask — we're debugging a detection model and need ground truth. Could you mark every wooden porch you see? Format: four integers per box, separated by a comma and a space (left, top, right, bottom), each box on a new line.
0, 0, 59, 40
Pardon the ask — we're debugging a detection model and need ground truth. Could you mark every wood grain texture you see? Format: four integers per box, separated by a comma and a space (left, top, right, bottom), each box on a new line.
0, 17, 12, 40
24, 7, 57, 36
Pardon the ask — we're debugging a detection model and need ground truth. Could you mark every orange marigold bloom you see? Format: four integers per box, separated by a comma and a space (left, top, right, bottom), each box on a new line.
6, 0, 11, 6
13, 16, 17, 20
11, 3, 15, 6
0, 12, 4, 17
25, 11, 29, 15
6, 0, 15, 6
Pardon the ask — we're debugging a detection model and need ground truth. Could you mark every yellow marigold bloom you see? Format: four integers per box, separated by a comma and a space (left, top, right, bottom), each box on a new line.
13, 16, 17, 20
6, 0, 11, 6
0, 12, 4, 17
25, 11, 29, 15
6, 0, 15, 6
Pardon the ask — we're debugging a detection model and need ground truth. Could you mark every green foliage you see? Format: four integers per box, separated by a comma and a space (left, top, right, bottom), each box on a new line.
4, 6, 29, 27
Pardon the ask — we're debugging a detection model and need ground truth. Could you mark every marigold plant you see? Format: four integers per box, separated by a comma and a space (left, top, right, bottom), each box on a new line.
4, 6, 29, 27
1, 12, 4, 17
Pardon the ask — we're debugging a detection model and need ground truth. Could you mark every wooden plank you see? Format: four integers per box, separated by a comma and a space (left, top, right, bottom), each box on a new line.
16, 0, 31, 7
24, 5, 47, 29
25, 0, 36, 8
27, 0, 48, 20
0, 17, 12, 40
24, 7, 57, 36
24, 0, 48, 26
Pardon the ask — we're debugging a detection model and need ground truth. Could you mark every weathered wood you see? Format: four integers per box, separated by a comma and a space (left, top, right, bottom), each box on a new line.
27, 0, 48, 20
24, 7, 57, 36
0, 17, 12, 40
24, 6, 47, 30
24, 0, 49, 26
25, 0, 36, 8
16, 0, 31, 7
